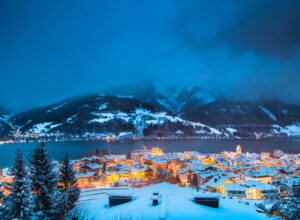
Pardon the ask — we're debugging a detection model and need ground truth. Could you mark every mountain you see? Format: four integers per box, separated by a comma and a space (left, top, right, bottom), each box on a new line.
1, 83, 300, 140
101, 81, 215, 113
4, 94, 221, 140
0, 106, 9, 117
180, 100, 300, 137
0, 106, 11, 139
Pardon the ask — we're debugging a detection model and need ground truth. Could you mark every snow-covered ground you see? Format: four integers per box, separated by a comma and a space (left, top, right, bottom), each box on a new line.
281, 123, 300, 136
88, 108, 222, 136
74, 182, 266, 220
29, 122, 62, 134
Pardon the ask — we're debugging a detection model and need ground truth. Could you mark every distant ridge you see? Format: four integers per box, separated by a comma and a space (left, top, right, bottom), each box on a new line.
1, 83, 300, 140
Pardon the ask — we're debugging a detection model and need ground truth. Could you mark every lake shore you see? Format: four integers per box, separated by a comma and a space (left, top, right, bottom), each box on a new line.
0, 138, 300, 167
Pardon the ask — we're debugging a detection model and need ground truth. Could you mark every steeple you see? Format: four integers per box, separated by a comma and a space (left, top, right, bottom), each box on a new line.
236, 145, 241, 154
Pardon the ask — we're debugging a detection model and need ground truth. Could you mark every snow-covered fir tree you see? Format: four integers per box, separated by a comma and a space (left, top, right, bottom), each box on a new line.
192, 175, 199, 190
0, 149, 34, 219
0, 181, 4, 216
0, 183, 3, 202
57, 153, 80, 217
29, 142, 58, 219
103, 162, 107, 175
257, 184, 300, 220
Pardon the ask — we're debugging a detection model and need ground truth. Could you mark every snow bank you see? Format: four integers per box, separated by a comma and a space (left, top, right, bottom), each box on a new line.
75, 182, 266, 220
281, 123, 300, 136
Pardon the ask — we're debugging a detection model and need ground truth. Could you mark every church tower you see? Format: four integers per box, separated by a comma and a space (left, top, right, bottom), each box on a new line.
236, 145, 241, 154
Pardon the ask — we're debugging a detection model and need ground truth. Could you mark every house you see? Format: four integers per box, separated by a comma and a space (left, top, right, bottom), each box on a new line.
206, 175, 235, 193
278, 176, 300, 194
105, 171, 130, 185
222, 183, 247, 199
194, 170, 225, 185
72, 160, 80, 171
263, 158, 282, 167
152, 158, 169, 170
223, 180, 277, 199
80, 163, 103, 175
80, 156, 103, 164
144, 167, 155, 180
130, 149, 151, 160
280, 167, 294, 175
244, 169, 273, 183
202, 156, 215, 165
213, 161, 231, 171
177, 168, 195, 186
151, 147, 164, 156
105, 155, 126, 163
124, 159, 138, 166
76, 171, 97, 188
243, 180, 277, 199
115, 178, 143, 187
0, 168, 13, 195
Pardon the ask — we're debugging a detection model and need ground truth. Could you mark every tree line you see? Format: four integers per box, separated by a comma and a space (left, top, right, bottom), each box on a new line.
0, 142, 80, 219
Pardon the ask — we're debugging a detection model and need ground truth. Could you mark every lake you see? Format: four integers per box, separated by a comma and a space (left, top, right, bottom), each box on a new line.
1, 138, 300, 167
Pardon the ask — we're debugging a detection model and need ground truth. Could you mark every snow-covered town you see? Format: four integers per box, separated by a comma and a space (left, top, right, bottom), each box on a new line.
71, 146, 299, 219
0, 142, 299, 220
2, 145, 299, 198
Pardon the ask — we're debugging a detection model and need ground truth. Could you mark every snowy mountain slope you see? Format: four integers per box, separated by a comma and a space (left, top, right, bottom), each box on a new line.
4, 94, 222, 139
0, 106, 12, 138
2, 84, 300, 140
180, 100, 300, 137
101, 81, 180, 113
101, 81, 215, 113
0, 106, 9, 117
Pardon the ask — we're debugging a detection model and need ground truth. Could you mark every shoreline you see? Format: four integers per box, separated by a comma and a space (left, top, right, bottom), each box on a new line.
1, 135, 300, 145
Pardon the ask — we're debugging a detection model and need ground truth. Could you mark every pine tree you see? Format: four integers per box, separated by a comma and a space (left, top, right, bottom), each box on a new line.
0, 166, 4, 202
0, 180, 4, 217
1, 149, 34, 219
29, 142, 58, 219
192, 174, 199, 189
0, 182, 4, 201
57, 153, 80, 217
96, 148, 100, 156
0, 190, 3, 203
103, 162, 107, 175
257, 182, 300, 220
101, 148, 109, 156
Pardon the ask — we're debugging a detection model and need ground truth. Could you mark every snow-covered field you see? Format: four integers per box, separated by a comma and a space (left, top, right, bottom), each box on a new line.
74, 182, 266, 220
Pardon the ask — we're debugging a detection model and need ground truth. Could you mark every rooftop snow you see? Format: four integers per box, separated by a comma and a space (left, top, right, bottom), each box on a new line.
206, 175, 232, 188
75, 182, 266, 220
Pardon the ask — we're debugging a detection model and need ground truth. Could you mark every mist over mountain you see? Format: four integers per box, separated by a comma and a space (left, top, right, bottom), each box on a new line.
1, 1, 300, 110
0, 106, 9, 116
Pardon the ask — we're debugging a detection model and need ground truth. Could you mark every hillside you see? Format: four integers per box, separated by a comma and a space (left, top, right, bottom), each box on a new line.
4, 94, 221, 140
1, 83, 300, 140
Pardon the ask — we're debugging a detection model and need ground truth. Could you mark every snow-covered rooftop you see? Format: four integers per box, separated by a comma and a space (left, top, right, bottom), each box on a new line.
206, 175, 232, 188
75, 182, 266, 219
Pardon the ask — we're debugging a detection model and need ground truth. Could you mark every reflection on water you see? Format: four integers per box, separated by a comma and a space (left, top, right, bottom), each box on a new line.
0, 138, 299, 167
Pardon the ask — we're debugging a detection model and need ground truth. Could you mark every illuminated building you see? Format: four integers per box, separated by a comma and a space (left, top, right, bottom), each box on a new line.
236, 145, 242, 154
151, 147, 164, 155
